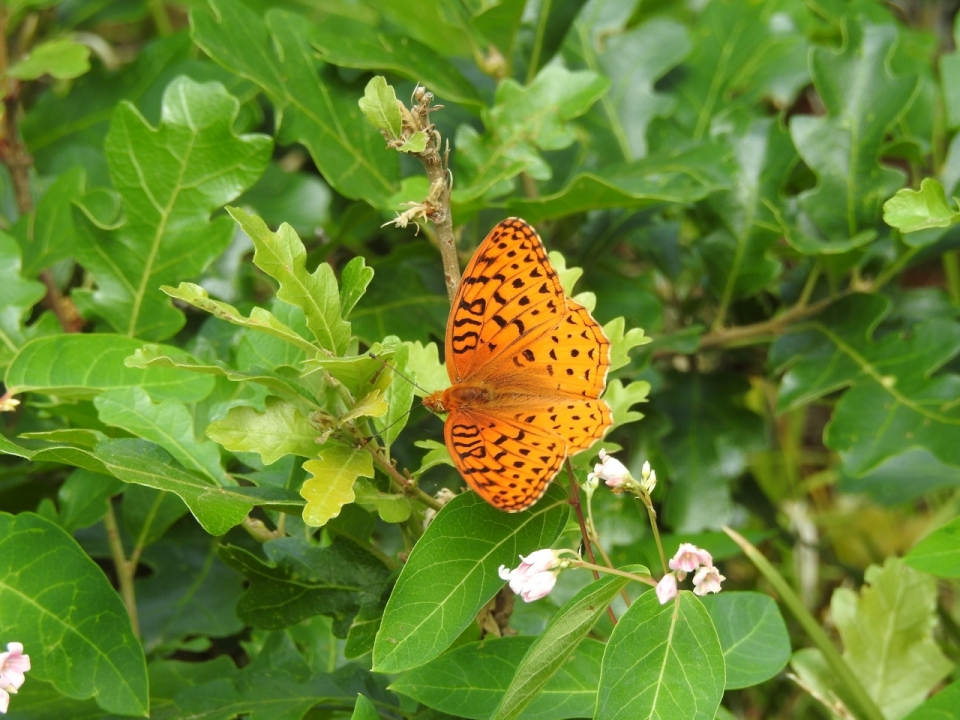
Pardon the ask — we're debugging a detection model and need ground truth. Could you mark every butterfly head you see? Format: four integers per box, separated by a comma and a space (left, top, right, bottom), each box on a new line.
423, 391, 447, 415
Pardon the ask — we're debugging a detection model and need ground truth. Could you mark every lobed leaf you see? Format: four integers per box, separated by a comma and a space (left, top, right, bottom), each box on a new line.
300, 444, 374, 527
71, 76, 271, 340
190, 1, 399, 206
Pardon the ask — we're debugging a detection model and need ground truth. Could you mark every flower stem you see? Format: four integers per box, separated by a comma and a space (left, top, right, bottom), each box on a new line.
723, 526, 885, 720
571, 560, 656, 587
565, 460, 617, 625
641, 494, 669, 574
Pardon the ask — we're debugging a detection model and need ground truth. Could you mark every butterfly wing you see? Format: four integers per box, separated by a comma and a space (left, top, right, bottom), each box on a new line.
446, 218, 567, 383
444, 407, 567, 512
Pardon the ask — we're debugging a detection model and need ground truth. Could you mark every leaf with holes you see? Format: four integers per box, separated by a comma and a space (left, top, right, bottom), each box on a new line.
772, 293, 960, 475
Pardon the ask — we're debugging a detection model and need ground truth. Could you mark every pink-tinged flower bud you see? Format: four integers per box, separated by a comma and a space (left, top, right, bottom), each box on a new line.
668, 543, 713, 575
655, 573, 678, 604
693, 566, 725, 596
593, 449, 631, 488
0, 642, 30, 714
499, 549, 560, 602
520, 571, 558, 602
0, 643, 29, 693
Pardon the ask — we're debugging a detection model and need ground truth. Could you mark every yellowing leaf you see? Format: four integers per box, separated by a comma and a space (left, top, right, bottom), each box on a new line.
301, 445, 374, 526
207, 398, 320, 465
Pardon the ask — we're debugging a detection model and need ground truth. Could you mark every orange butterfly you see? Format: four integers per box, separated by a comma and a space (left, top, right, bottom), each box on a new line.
424, 218, 613, 512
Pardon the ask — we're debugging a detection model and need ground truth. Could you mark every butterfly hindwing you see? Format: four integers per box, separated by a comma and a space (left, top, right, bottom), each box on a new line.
445, 408, 567, 512
446, 218, 566, 383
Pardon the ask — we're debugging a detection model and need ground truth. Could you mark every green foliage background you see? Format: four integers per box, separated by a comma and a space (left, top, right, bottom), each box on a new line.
1, 0, 959, 718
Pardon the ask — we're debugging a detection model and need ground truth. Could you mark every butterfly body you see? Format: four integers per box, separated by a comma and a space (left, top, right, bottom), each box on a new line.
425, 218, 613, 512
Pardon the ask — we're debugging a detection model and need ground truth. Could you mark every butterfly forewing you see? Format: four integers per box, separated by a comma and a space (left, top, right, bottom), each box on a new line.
446, 218, 566, 384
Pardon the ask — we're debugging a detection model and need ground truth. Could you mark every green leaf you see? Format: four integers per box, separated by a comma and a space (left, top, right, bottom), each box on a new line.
228, 207, 351, 355
413, 439, 454, 476
789, 20, 918, 242
0, 230, 47, 370
772, 294, 960, 475
207, 397, 321, 466
340, 256, 375, 320
358, 76, 402, 140
373, 483, 569, 674
127, 343, 319, 409
902, 681, 960, 720
300, 444, 374, 527
52, 469, 124, 533
883, 178, 960, 234
310, 16, 481, 109
833, 558, 952, 718
71, 76, 271, 340
5, 334, 215, 401
14, 166, 85, 276
404, 340, 447, 397
95, 386, 229, 484
0, 512, 148, 715
391, 636, 604, 720
669, 0, 809, 138
372, 342, 414, 448
596, 591, 724, 720
92, 439, 253, 535
701, 118, 792, 308
505, 141, 733, 223
605, 378, 651, 428
123, 485, 188, 550
7, 38, 91, 80
454, 65, 609, 202
190, 1, 400, 206
136, 521, 244, 652
351, 694, 379, 720
588, 16, 691, 159
353, 479, 412, 523
905, 517, 960, 578
604, 317, 651, 373
162, 282, 319, 356
701, 591, 791, 689
941, 16, 960, 130
493, 570, 643, 720
654, 373, 766, 532
220, 535, 390, 635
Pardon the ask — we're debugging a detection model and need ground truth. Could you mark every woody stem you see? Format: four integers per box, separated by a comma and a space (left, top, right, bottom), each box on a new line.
566, 460, 617, 625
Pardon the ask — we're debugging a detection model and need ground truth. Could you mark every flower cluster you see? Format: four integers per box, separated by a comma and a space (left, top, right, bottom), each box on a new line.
587, 450, 657, 495
498, 549, 563, 602
0, 642, 30, 714
655, 543, 726, 604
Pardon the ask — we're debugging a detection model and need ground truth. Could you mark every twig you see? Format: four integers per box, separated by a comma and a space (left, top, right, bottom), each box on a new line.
0, 7, 76, 333
698, 295, 837, 350
641, 496, 669, 575
408, 90, 460, 302
363, 441, 444, 511
565, 460, 617, 625
103, 500, 140, 637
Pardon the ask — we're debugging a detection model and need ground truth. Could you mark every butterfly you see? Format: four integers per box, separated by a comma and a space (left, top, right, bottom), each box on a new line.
423, 218, 612, 512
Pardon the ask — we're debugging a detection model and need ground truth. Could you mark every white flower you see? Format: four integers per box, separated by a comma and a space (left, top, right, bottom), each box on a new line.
519, 570, 558, 602
591, 449, 631, 489
498, 549, 562, 602
639, 461, 657, 494
0, 396, 19, 413
422, 488, 456, 530
668, 543, 713, 578
655, 573, 678, 604
0, 642, 30, 714
693, 566, 725, 596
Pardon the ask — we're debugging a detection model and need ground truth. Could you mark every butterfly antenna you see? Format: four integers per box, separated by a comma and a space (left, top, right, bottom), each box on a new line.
368, 352, 429, 394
